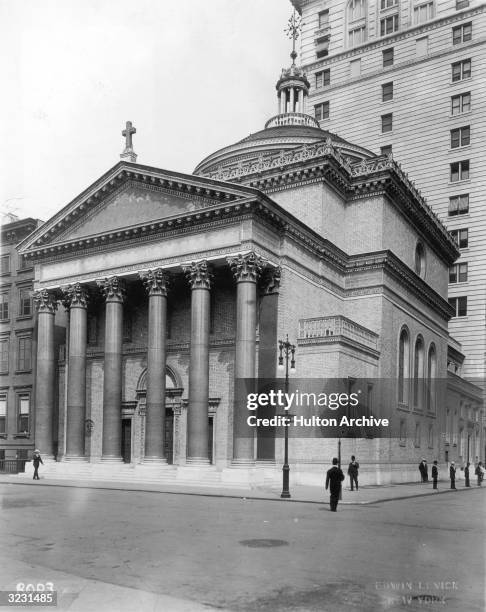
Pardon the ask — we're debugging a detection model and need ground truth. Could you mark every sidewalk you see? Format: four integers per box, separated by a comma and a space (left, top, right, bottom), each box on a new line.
0, 473, 482, 504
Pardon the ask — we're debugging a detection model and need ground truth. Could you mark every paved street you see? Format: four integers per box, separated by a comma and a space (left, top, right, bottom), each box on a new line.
0, 483, 484, 612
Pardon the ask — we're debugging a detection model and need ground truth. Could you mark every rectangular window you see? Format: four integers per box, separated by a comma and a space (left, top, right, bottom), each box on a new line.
450, 126, 470, 148
414, 2, 434, 24
380, 14, 399, 36
350, 58, 361, 77
381, 113, 393, 133
316, 44, 329, 59
19, 288, 32, 317
381, 0, 398, 8
450, 160, 469, 181
452, 59, 471, 81
349, 26, 366, 47
450, 228, 468, 248
315, 101, 330, 121
449, 263, 468, 283
456, 0, 469, 8
381, 145, 392, 156
0, 294, 9, 321
315, 69, 330, 88
451, 92, 471, 115
318, 9, 329, 29
0, 255, 10, 275
0, 394, 6, 434
0, 338, 8, 373
17, 336, 32, 372
349, 0, 366, 21
448, 296, 467, 317
449, 194, 469, 216
382, 48, 394, 67
453, 23, 472, 45
17, 393, 30, 434
416, 36, 429, 56
382, 82, 393, 101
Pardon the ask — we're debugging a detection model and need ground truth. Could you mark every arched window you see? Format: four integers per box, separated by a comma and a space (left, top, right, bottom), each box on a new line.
413, 336, 424, 409
415, 242, 426, 278
347, 0, 367, 47
426, 344, 437, 412
398, 327, 410, 404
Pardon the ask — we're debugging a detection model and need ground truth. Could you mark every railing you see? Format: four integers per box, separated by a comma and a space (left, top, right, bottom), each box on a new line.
0, 459, 27, 474
265, 113, 320, 129
298, 315, 378, 351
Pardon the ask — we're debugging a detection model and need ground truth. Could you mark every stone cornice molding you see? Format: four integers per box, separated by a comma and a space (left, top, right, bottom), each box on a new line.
139, 268, 169, 297
97, 276, 126, 303
227, 252, 266, 283
61, 283, 89, 310
260, 266, 281, 295
33, 289, 58, 314
183, 260, 212, 290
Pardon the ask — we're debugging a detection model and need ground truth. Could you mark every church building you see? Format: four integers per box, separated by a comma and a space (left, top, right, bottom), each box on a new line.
18, 41, 482, 486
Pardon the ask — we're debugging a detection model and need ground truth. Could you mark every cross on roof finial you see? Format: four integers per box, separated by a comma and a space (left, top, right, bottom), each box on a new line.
120, 120, 137, 163
284, 9, 302, 65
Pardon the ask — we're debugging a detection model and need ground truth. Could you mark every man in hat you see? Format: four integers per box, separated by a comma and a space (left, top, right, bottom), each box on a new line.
431, 460, 439, 490
418, 458, 428, 482
347, 455, 360, 491
325, 457, 345, 512
449, 461, 456, 490
32, 450, 43, 480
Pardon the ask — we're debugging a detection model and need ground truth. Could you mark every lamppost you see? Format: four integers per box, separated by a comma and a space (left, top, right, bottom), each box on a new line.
278, 335, 296, 499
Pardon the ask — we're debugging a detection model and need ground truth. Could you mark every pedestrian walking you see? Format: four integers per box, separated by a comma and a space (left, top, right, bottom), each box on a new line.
347, 455, 359, 491
32, 449, 43, 480
464, 462, 470, 487
449, 461, 456, 490
475, 461, 485, 486
432, 460, 438, 490
325, 457, 345, 512
418, 458, 428, 482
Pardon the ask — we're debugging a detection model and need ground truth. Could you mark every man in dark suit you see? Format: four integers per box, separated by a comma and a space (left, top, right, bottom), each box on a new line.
431, 460, 438, 490
325, 457, 345, 512
449, 461, 456, 489
347, 455, 359, 491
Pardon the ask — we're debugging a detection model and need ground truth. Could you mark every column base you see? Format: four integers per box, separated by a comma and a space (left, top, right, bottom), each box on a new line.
186, 457, 211, 465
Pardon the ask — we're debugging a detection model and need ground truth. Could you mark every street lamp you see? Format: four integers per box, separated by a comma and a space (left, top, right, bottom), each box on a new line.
278, 335, 296, 499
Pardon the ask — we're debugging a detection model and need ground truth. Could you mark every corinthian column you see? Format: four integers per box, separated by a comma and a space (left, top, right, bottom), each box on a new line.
228, 252, 265, 464
33, 289, 58, 458
62, 283, 89, 460
139, 269, 169, 463
182, 260, 211, 464
97, 277, 125, 461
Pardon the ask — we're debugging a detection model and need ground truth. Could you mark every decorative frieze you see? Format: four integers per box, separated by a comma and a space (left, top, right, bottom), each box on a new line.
227, 252, 266, 283
61, 283, 89, 309
182, 260, 212, 290
260, 266, 281, 295
139, 268, 169, 297
96, 276, 126, 303
33, 289, 58, 314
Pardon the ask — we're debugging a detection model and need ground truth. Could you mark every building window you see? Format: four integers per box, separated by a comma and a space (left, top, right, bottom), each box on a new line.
350, 58, 361, 77
413, 336, 424, 409
452, 59, 471, 82
450, 126, 470, 149
453, 23, 472, 45
315, 69, 330, 88
415, 242, 426, 277
381, 113, 393, 132
416, 36, 428, 56
448, 296, 467, 317
448, 194, 469, 216
0, 338, 9, 373
382, 47, 394, 66
0, 394, 6, 434
349, 26, 366, 47
0, 294, 9, 321
318, 9, 329, 29
456, 0, 469, 8
451, 92, 470, 115
316, 36, 330, 58
19, 288, 32, 317
0, 255, 10, 275
398, 327, 410, 404
315, 101, 330, 121
413, 2, 434, 24
426, 345, 437, 413
450, 228, 468, 248
17, 336, 32, 372
382, 82, 393, 102
348, 0, 366, 21
381, 0, 398, 8
17, 393, 30, 434
380, 14, 399, 36
449, 263, 468, 283
450, 160, 469, 182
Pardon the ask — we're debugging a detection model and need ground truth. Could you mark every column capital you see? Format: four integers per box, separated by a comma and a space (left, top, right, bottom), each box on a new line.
183, 260, 212, 290
139, 268, 169, 297
33, 289, 58, 314
97, 276, 126, 303
61, 283, 89, 310
260, 266, 281, 295
228, 252, 266, 283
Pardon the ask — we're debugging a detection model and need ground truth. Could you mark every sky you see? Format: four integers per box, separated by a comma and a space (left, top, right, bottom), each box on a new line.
1, 0, 293, 223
